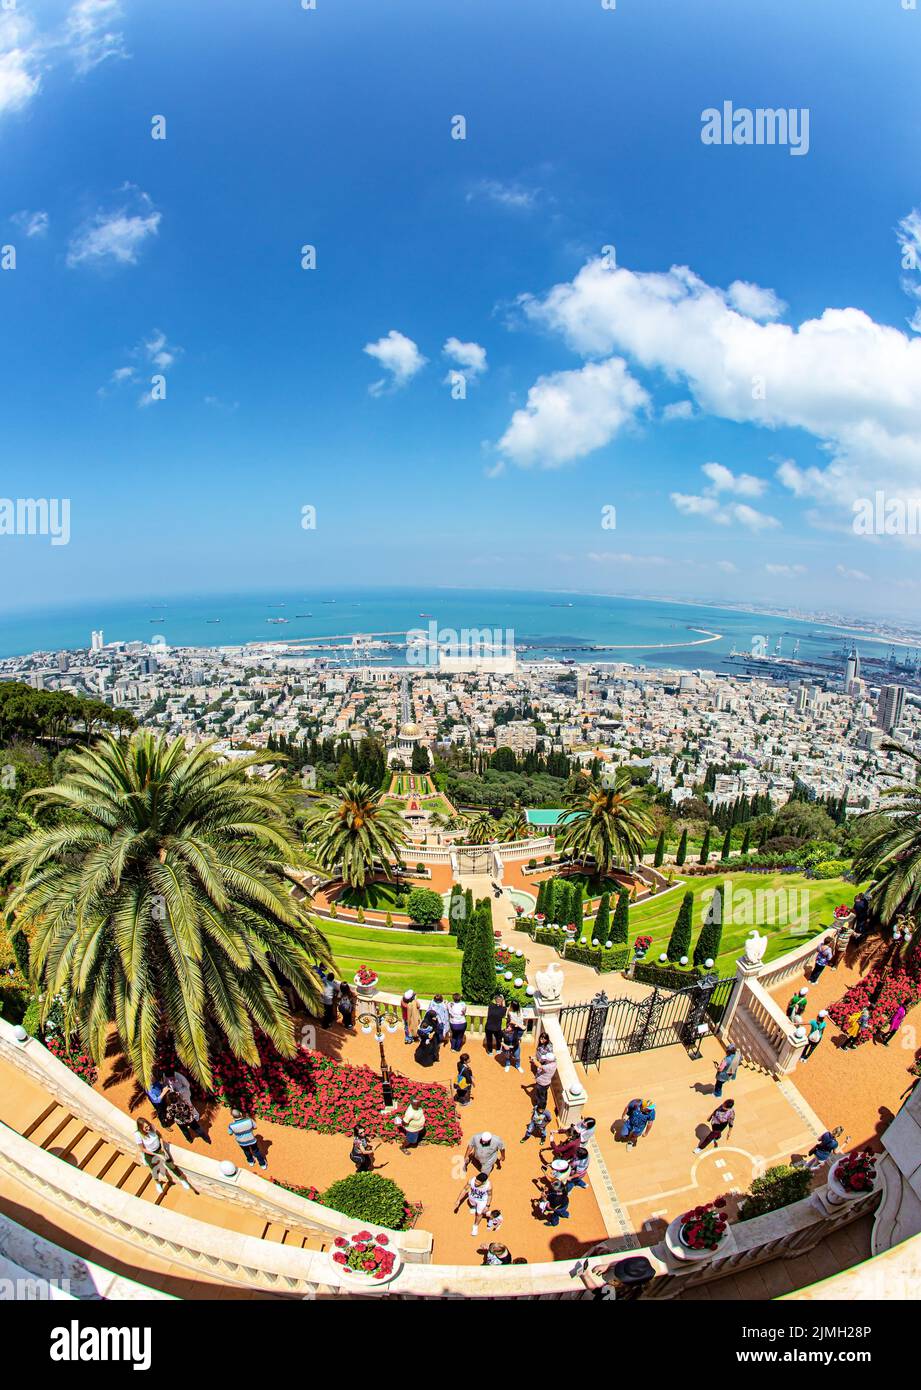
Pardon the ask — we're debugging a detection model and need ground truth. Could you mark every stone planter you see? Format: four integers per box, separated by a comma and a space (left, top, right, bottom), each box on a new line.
354, 976, 378, 1000
328, 1237, 402, 1289
665, 1214, 735, 1263
826, 1162, 876, 1208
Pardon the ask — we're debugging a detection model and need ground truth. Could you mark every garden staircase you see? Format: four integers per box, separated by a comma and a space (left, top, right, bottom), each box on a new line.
18, 1097, 331, 1254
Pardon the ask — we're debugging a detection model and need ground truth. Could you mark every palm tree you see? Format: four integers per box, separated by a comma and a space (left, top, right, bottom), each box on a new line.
499, 804, 528, 842
462, 809, 499, 845
854, 742, 921, 926
556, 775, 654, 880
3, 732, 331, 1089
302, 777, 409, 888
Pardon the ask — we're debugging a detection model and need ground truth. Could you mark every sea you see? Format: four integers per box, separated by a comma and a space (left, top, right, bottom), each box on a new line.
0, 587, 904, 676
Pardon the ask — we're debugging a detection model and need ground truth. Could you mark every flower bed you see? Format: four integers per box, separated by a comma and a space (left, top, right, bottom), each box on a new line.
827, 965, 920, 1045
331, 1230, 399, 1283
203, 1043, 462, 1145
678, 1198, 729, 1251
44, 1033, 98, 1086
831, 1149, 877, 1195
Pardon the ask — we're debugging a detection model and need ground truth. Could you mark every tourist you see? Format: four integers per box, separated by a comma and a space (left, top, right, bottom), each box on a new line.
879, 1003, 907, 1047
455, 1172, 492, 1236
713, 1045, 740, 1098
787, 987, 809, 1020
532, 1045, 558, 1110
852, 891, 871, 938
397, 1097, 426, 1152
146, 1075, 170, 1124
842, 1006, 870, 1049
574, 1115, 596, 1147
619, 1097, 656, 1149
694, 1099, 735, 1153
337, 981, 355, 1030
163, 1087, 210, 1144
801, 1011, 829, 1061
567, 1146, 591, 1191
454, 1052, 474, 1106
401, 989, 421, 1045
501, 1002, 525, 1073
806, 1127, 843, 1171
485, 1208, 503, 1233
465, 1130, 506, 1177
485, 993, 506, 1054
447, 993, 467, 1050
478, 1241, 512, 1266
414, 1009, 441, 1067
134, 1118, 191, 1194
573, 1254, 656, 1301
349, 1124, 378, 1173
536, 1177, 570, 1227
520, 1103, 551, 1144
430, 993, 450, 1043
321, 971, 339, 1028
228, 1107, 268, 1169
543, 1125, 582, 1167
809, 938, 834, 984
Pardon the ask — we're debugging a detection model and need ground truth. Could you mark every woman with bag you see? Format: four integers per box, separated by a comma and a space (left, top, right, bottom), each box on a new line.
134, 1118, 192, 1194
348, 1124, 378, 1172
454, 1052, 474, 1106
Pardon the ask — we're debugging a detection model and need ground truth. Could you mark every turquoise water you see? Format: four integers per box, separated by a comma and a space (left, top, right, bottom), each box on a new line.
508, 889, 536, 910
526, 809, 577, 826
0, 584, 890, 668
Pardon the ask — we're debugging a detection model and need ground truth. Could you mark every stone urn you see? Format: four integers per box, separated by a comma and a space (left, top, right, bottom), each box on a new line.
353, 971, 378, 1000
825, 1157, 877, 1208
665, 1211, 735, 1263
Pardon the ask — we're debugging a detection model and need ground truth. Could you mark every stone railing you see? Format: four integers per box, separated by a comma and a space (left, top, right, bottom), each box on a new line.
722, 970, 805, 1074
0, 1208, 176, 1301
371, 988, 538, 1039
0, 1018, 432, 1263
756, 923, 849, 995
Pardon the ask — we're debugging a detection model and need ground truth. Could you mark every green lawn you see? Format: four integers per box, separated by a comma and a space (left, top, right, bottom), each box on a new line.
336, 882, 411, 911
321, 917, 463, 995
620, 871, 857, 976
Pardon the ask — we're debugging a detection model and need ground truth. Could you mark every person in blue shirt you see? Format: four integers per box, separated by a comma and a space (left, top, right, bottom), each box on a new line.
146, 1076, 169, 1123
619, 1098, 656, 1149
228, 1108, 268, 1170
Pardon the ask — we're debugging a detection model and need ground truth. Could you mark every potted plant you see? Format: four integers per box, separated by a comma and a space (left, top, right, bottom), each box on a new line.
354, 966, 379, 999
330, 1230, 402, 1287
827, 1149, 877, 1205
633, 935, 652, 960
668, 1198, 732, 1260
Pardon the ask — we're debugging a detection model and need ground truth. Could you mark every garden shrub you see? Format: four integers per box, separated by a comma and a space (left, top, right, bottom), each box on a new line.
633, 960, 701, 990
739, 1164, 812, 1221
22, 994, 42, 1036
321, 1173, 409, 1230
406, 886, 444, 927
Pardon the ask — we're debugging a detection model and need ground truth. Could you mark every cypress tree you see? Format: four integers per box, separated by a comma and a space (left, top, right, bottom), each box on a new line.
720, 828, 732, 861
9, 929, 29, 978
462, 903, 499, 1004
694, 886, 724, 966
667, 891, 694, 962
676, 829, 688, 867
535, 878, 547, 918
699, 827, 712, 865
594, 892, 611, 942
653, 830, 666, 868
570, 881, 584, 929
457, 888, 474, 949
612, 890, 629, 945
740, 826, 751, 856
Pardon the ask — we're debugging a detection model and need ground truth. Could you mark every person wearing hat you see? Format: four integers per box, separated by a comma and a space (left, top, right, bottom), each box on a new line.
464, 1130, 506, 1176
713, 1045, 740, 1098
401, 989, 421, 1045
619, 1097, 656, 1149
801, 1010, 829, 1060
478, 1241, 511, 1266
573, 1254, 656, 1301
787, 986, 808, 1020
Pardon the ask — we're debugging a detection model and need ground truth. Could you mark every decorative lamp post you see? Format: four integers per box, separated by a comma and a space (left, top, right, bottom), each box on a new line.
358, 1001, 396, 1112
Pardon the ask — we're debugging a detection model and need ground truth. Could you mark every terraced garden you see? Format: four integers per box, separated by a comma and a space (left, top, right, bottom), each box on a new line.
621, 870, 860, 974
320, 917, 463, 995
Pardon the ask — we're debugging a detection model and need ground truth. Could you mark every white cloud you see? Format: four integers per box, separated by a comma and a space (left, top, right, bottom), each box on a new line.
100, 328, 181, 404
67, 186, 160, 268
670, 463, 778, 530
662, 400, 694, 422
513, 257, 921, 531
726, 279, 786, 321
497, 357, 649, 469
700, 461, 768, 497
0, 13, 42, 118
10, 209, 48, 237
467, 179, 539, 211
716, 560, 739, 573
62, 0, 128, 76
588, 551, 670, 566
363, 330, 427, 395
835, 563, 870, 582
443, 337, 487, 380
765, 563, 807, 577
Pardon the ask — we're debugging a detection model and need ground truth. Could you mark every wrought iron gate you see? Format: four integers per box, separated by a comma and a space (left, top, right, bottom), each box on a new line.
558, 974, 735, 1068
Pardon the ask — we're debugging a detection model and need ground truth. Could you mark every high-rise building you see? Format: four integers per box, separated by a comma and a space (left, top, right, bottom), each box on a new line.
90, 629, 104, 652
876, 684, 905, 733
844, 646, 860, 688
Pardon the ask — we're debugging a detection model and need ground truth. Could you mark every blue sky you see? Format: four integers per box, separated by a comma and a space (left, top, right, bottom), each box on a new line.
1, 0, 920, 619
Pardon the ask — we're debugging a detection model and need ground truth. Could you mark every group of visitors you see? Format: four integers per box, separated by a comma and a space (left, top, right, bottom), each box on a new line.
319, 970, 356, 1031
135, 1069, 269, 1194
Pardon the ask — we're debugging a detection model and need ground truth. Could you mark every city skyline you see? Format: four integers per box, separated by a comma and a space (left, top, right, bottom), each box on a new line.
2, 0, 920, 621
